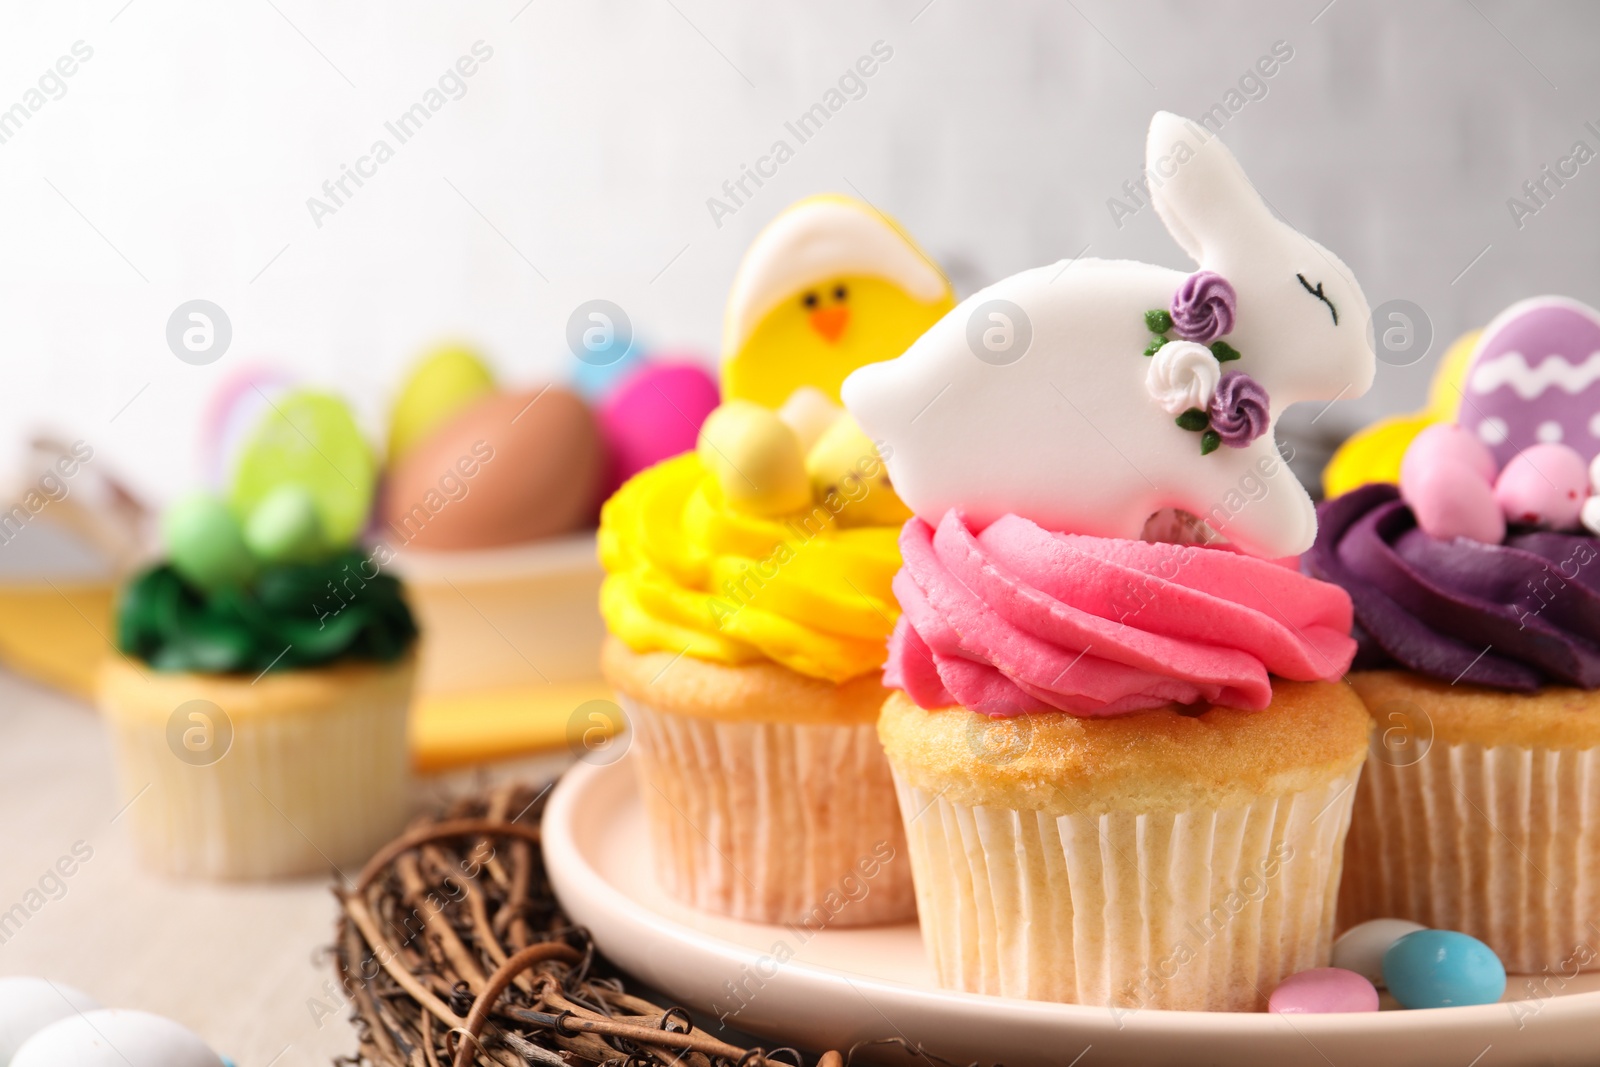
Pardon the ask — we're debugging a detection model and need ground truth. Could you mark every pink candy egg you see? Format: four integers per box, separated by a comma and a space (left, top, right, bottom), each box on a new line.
1494, 443, 1588, 530
1400, 424, 1505, 543
1269, 967, 1380, 1014
1405, 421, 1499, 482
597, 362, 719, 494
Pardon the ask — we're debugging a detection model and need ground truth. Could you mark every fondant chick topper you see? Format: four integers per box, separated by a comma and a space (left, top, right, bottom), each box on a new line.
721, 194, 955, 408
842, 111, 1374, 560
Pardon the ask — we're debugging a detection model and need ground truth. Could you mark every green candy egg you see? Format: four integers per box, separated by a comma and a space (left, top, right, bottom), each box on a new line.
229, 390, 376, 548
164, 492, 256, 593
244, 483, 325, 563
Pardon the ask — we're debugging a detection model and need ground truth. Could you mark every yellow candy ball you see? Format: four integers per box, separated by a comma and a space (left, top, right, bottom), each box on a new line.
805, 415, 911, 528
696, 400, 812, 516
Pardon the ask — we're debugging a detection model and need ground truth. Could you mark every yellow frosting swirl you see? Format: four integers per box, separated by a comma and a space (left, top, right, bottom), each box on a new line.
599, 453, 900, 683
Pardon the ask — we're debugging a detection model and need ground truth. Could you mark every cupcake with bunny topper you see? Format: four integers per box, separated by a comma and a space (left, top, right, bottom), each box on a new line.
1307, 294, 1600, 974
842, 112, 1374, 1010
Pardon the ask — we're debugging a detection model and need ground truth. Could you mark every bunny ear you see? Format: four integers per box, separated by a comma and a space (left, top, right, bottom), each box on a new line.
1146, 111, 1273, 265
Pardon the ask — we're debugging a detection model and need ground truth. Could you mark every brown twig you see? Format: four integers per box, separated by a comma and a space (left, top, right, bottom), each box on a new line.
332, 782, 846, 1066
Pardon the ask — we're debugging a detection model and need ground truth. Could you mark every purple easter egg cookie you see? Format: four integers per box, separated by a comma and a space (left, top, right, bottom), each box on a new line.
1458, 296, 1600, 467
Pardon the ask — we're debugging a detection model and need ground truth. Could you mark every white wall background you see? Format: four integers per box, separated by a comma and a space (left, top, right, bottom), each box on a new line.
1, 0, 1597, 504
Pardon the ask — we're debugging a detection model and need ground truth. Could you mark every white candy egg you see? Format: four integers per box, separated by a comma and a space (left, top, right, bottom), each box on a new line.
12, 1009, 222, 1067
0, 977, 102, 1064
1331, 918, 1428, 986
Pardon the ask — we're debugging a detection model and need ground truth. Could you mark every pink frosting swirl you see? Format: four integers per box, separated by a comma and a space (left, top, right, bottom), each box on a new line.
884, 511, 1358, 717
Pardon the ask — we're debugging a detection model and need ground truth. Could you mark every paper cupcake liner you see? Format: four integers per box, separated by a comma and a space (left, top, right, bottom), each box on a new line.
893, 766, 1361, 1011
622, 696, 915, 926
1341, 738, 1600, 975
104, 668, 412, 880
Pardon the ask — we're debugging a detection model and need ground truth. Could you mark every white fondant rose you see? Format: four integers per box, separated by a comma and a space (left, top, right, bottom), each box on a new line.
1146, 341, 1221, 415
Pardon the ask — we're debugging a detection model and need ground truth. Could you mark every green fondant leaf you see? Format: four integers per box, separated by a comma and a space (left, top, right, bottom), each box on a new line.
1175, 408, 1210, 432
1211, 340, 1241, 363
1144, 309, 1173, 334
1143, 337, 1166, 357
1201, 430, 1222, 455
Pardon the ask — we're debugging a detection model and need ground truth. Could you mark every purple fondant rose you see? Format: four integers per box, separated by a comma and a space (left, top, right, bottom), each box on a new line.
1169, 271, 1237, 344
1208, 371, 1269, 447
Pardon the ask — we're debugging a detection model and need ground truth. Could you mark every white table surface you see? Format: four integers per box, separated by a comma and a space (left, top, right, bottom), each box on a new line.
0, 668, 570, 1066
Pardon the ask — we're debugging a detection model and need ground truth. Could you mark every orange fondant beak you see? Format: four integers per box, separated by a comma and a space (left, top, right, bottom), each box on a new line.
809, 306, 850, 344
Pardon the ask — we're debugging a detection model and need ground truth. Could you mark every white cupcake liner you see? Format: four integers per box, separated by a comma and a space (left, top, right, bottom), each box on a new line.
893, 766, 1361, 1012
623, 696, 915, 926
106, 672, 412, 880
1341, 739, 1600, 975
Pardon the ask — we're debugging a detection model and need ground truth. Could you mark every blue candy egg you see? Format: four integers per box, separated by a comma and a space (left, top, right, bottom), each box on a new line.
1382, 929, 1506, 1009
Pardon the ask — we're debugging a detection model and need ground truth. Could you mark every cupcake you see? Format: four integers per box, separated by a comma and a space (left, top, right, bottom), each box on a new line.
101, 390, 418, 880
598, 194, 954, 925
841, 111, 1376, 1010
1307, 295, 1600, 974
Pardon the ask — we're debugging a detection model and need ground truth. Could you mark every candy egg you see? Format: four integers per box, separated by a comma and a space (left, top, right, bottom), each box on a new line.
1331, 918, 1427, 985
805, 415, 911, 527
230, 390, 376, 548
0, 977, 102, 1062
570, 339, 647, 401
597, 362, 719, 495
199, 364, 294, 489
1456, 296, 1600, 469
1494, 443, 1588, 530
164, 492, 256, 592
243, 483, 325, 563
387, 344, 496, 464
697, 400, 811, 516
1582, 495, 1600, 537
1382, 929, 1506, 1009
12, 1009, 223, 1067
778, 385, 845, 454
1403, 422, 1498, 481
381, 386, 604, 550
1398, 425, 1504, 544
1268, 967, 1379, 1014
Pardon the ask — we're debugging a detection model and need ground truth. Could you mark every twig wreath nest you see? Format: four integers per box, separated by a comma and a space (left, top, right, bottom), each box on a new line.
331, 782, 968, 1067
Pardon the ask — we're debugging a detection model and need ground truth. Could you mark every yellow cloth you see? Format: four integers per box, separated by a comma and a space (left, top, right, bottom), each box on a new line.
599, 453, 900, 683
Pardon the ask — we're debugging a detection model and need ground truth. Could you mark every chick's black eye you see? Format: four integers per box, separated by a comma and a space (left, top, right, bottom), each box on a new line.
833, 284, 848, 302
802, 291, 819, 309
1296, 273, 1338, 325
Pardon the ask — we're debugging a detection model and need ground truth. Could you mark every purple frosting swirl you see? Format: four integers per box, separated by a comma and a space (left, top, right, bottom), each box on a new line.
1170, 271, 1237, 344
1209, 371, 1269, 447
1304, 483, 1600, 691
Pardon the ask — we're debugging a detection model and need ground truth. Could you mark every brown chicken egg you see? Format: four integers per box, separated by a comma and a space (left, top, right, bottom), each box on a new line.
381, 386, 604, 550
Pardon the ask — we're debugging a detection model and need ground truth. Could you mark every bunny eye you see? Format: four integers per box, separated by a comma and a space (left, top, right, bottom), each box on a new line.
1296, 273, 1338, 325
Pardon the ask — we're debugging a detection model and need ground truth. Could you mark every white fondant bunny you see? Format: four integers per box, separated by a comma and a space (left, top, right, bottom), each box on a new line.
842, 111, 1374, 559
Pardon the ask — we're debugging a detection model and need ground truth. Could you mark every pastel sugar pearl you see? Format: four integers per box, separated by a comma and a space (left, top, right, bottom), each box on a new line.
1494, 443, 1588, 530
1382, 930, 1506, 1009
1399, 424, 1505, 543
1331, 918, 1428, 986
1268, 968, 1379, 1014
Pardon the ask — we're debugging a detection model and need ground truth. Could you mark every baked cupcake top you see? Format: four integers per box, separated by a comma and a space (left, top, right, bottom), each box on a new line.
844, 112, 1372, 717
1307, 296, 1600, 691
118, 390, 417, 675
598, 194, 954, 684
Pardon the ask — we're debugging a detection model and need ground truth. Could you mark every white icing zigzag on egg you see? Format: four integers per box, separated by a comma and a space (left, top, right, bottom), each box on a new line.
1468, 350, 1600, 399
